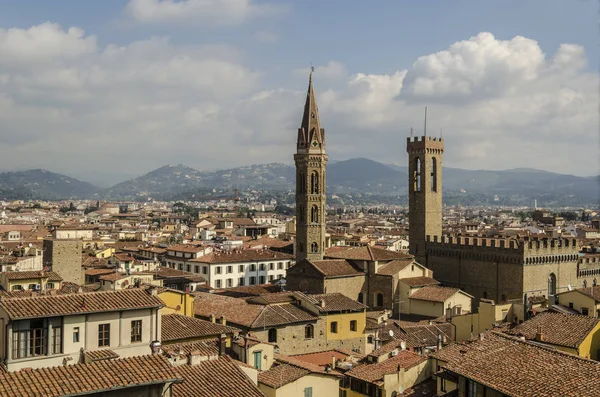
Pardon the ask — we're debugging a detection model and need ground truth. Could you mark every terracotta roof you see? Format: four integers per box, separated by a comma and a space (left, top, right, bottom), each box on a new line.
153, 266, 207, 282
248, 292, 295, 304
346, 350, 427, 385
409, 286, 463, 302
400, 276, 440, 287
258, 363, 310, 388
1, 270, 62, 281
0, 289, 164, 319
212, 283, 281, 298
173, 356, 264, 397
84, 349, 120, 362
167, 244, 207, 253
307, 259, 363, 277
325, 246, 413, 261
432, 332, 600, 397
161, 314, 239, 342
164, 339, 220, 357
506, 312, 600, 348
194, 293, 317, 329
376, 259, 414, 276
573, 285, 600, 302
295, 292, 367, 313
287, 350, 352, 367
191, 249, 293, 264
0, 354, 181, 397
273, 353, 343, 376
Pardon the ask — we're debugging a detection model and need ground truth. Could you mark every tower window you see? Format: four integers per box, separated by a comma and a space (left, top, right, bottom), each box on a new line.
414, 158, 421, 192
310, 171, 319, 194
311, 242, 318, 253
311, 205, 319, 223
431, 158, 437, 192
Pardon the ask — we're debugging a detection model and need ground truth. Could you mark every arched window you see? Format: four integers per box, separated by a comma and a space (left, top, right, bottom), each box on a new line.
414, 158, 421, 192
268, 328, 277, 343
311, 242, 318, 253
548, 273, 557, 296
298, 172, 306, 194
376, 293, 384, 307
310, 171, 319, 194
311, 205, 319, 223
298, 206, 305, 223
305, 324, 314, 339
431, 158, 437, 192
357, 292, 364, 303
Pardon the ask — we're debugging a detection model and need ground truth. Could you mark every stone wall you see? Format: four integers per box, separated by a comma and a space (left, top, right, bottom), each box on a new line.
43, 239, 83, 285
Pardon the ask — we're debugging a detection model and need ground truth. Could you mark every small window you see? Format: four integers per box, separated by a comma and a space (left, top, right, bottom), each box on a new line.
226, 279, 233, 287
376, 293, 384, 307
239, 277, 245, 286
185, 264, 191, 272
194, 265, 199, 273
277, 262, 283, 270
268, 328, 277, 343
304, 387, 313, 397
226, 266, 233, 274
269, 263, 274, 270
215, 266, 222, 274
11, 285, 22, 291
330, 321, 338, 334
250, 276, 256, 285
250, 264, 256, 271
569, 302, 574, 309
305, 324, 314, 339
202, 266, 208, 274
131, 320, 142, 343
367, 335, 374, 344
350, 320, 357, 332
259, 276, 266, 284
216, 280, 222, 288
98, 323, 110, 347
357, 292, 363, 303
582, 307, 589, 316
47, 282, 55, 290
259, 264, 265, 271
239, 265, 244, 272
73, 327, 80, 343
269, 275, 274, 281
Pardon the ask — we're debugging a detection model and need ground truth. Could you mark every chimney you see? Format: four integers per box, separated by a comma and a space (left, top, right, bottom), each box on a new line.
320, 299, 326, 308
478, 333, 485, 341
332, 355, 336, 369
437, 334, 443, 351
220, 316, 226, 326
535, 326, 544, 342
219, 333, 227, 356
210, 314, 216, 323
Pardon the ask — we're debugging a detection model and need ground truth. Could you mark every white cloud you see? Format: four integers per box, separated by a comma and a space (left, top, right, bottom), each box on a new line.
0, 25, 596, 186
126, 0, 285, 25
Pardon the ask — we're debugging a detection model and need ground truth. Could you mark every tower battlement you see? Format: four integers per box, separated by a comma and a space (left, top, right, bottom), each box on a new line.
406, 136, 444, 152
426, 234, 522, 251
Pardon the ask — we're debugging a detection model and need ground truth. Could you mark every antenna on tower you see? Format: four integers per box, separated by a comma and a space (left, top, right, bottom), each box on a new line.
440, 128, 443, 138
424, 106, 428, 136
410, 127, 413, 138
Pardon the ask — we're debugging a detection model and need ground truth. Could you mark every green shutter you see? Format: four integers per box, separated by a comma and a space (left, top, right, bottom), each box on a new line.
304, 387, 313, 397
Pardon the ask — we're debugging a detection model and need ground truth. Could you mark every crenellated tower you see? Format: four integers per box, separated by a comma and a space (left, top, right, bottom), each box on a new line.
295, 73, 328, 261
407, 135, 444, 263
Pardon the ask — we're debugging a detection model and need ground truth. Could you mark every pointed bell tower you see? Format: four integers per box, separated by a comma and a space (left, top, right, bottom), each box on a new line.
295, 73, 328, 261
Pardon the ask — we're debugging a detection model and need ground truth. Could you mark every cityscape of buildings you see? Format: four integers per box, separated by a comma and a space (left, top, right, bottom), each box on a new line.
0, 72, 598, 396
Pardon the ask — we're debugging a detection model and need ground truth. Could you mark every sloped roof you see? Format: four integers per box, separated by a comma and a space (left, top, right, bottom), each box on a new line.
161, 314, 240, 342
258, 364, 310, 389
346, 351, 426, 385
400, 276, 440, 287
325, 246, 413, 261
307, 259, 363, 277
376, 259, 414, 276
409, 286, 464, 302
432, 332, 600, 397
294, 292, 366, 313
506, 311, 600, 348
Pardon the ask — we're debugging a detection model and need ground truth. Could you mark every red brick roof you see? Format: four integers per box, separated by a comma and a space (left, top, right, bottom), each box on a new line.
376, 259, 414, 276
0, 289, 164, 319
506, 312, 600, 348
400, 276, 440, 287
161, 314, 239, 342
325, 246, 413, 261
1, 270, 62, 281
432, 332, 600, 397
173, 356, 264, 397
191, 249, 293, 264
346, 350, 426, 385
307, 259, 363, 277
258, 363, 310, 388
295, 292, 367, 313
409, 286, 463, 302
0, 354, 181, 397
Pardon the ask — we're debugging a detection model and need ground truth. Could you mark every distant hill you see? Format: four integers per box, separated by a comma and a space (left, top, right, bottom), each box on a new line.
1, 161, 597, 206
0, 169, 100, 200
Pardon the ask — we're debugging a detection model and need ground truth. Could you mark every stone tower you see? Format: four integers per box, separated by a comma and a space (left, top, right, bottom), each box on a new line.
295, 73, 328, 262
406, 135, 444, 262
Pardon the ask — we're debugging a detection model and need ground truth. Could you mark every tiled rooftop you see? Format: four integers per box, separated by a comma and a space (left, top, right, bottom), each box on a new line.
161, 313, 239, 342
409, 286, 462, 302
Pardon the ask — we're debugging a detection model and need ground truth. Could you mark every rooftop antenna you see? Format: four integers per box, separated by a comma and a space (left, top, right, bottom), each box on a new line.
410, 127, 413, 138
424, 106, 428, 136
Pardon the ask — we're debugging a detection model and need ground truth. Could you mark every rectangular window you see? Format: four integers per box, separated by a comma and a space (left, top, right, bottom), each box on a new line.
304, 387, 313, 397
47, 282, 55, 289
259, 276, 265, 284
194, 265, 199, 273
51, 318, 62, 354
250, 264, 256, 271
269, 263, 274, 270
98, 323, 110, 347
131, 320, 142, 343
466, 379, 477, 397
73, 327, 80, 343
350, 320, 357, 332
226, 279, 233, 287
253, 350, 262, 370
202, 266, 208, 275
269, 275, 274, 281
215, 266, 222, 274
277, 262, 283, 270
12, 319, 49, 359
226, 266, 233, 274
582, 307, 589, 316
249, 277, 256, 285
239, 277, 245, 286
178, 264, 183, 271
330, 321, 338, 334
259, 264, 265, 271
216, 280, 222, 288
186, 264, 191, 272
239, 265, 245, 272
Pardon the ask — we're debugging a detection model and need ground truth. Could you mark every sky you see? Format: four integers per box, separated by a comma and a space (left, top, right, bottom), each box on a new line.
0, 0, 598, 186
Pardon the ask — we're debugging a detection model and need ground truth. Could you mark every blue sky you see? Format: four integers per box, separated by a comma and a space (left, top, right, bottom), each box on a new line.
0, 0, 597, 185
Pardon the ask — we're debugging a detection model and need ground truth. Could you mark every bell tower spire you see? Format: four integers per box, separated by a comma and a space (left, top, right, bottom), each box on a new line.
295, 73, 328, 262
